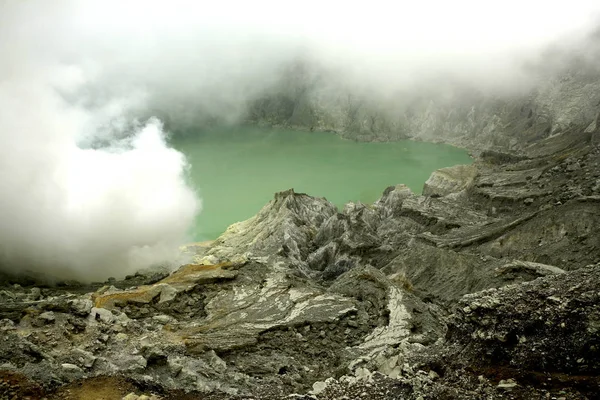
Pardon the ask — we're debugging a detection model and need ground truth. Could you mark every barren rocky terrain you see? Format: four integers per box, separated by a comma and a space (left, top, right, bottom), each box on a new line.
1, 63, 600, 399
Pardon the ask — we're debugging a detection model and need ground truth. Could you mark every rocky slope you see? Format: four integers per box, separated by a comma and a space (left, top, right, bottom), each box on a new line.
246, 57, 600, 153
0, 110, 599, 399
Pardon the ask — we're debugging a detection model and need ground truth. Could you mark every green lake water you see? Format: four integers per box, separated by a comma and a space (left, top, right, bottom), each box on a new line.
171, 127, 472, 241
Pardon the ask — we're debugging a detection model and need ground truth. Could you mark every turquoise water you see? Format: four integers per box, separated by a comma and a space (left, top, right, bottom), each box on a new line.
171, 127, 472, 240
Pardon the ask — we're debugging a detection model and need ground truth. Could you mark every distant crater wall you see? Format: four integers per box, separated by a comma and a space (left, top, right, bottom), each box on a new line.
245, 64, 600, 152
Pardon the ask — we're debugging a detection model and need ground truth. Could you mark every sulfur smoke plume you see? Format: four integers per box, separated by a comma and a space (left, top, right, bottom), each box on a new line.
0, 2, 200, 281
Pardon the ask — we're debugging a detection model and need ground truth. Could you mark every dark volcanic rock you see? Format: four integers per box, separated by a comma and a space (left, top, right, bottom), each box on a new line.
446, 264, 600, 376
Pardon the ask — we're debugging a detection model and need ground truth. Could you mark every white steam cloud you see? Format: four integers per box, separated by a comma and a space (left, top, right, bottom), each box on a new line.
1, 0, 599, 280
0, 1, 200, 281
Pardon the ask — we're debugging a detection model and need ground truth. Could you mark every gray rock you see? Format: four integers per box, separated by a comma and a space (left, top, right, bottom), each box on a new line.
28, 287, 42, 301
207, 350, 227, 372
151, 314, 172, 324
89, 307, 115, 323
114, 355, 147, 372
311, 380, 327, 395
422, 165, 477, 197
167, 357, 183, 377
72, 348, 97, 369
206, 188, 337, 265
445, 264, 600, 375
61, 363, 83, 373
38, 311, 55, 323
497, 379, 518, 391
69, 298, 93, 316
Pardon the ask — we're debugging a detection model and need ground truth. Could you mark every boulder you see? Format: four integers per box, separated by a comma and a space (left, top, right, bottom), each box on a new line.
422, 165, 477, 197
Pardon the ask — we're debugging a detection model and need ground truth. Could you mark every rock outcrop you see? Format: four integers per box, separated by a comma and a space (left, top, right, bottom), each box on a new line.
422, 164, 478, 197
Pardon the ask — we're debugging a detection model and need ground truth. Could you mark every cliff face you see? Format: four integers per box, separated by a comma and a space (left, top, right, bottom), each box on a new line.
246, 61, 600, 152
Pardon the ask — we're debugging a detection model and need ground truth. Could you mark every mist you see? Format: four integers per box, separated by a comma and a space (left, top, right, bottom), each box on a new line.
1, 0, 599, 281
